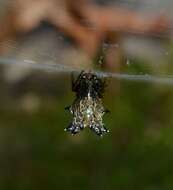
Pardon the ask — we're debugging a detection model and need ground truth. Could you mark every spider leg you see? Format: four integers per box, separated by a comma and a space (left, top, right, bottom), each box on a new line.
90, 124, 109, 137
72, 70, 85, 91
104, 109, 110, 114
94, 77, 106, 97
100, 125, 109, 133
101, 78, 107, 92
65, 106, 70, 111
64, 122, 83, 135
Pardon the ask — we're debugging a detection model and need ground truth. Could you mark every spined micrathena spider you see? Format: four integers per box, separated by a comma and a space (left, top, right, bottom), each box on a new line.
65, 71, 110, 137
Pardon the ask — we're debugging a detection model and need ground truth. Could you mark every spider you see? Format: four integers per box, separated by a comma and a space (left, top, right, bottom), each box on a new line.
65, 70, 110, 137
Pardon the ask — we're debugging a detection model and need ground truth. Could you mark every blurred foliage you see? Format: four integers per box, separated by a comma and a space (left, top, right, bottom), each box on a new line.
0, 45, 173, 190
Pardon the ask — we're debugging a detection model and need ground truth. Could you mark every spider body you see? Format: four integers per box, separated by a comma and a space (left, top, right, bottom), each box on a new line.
65, 71, 109, 136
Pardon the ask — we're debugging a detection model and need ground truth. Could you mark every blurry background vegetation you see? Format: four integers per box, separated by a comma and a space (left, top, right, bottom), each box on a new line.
0, 0, 173, 190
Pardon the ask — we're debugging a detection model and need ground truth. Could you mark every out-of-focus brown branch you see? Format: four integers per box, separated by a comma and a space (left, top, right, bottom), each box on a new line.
70, 0, 169, 35
0, 0, 171, 58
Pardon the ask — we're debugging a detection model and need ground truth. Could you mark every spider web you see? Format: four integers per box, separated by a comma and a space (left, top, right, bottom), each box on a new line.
1, 56, 173, 86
